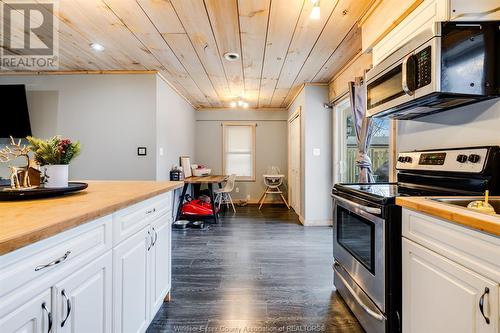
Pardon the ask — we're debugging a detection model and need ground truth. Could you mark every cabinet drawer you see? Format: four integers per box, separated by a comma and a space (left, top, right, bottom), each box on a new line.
112, 192, 172, 245
402, 208, 500, 282
0, 215, 112, 298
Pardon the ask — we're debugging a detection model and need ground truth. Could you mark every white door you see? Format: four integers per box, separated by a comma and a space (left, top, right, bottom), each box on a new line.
54, 251, 112, 333
403, 238, 499, 333
0, 289, 52, 333
113, 226, 151, 333
289, 112, 301, 215
150, 215, 172, 316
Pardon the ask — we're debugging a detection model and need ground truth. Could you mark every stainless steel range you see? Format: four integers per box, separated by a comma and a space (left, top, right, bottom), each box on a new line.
332, 146, 500, 333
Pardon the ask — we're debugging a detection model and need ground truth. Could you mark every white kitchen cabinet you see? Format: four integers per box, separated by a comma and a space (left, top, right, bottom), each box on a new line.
0, 190, 174, 333
0, 289, 52, 333
54, 251, 112, 333
402, 208, 500, 333
403, 238, 499, 333
113, 226, 151, 333
150, 215, 172, 315
113, 212, 172, 333
369, 0, 500, 65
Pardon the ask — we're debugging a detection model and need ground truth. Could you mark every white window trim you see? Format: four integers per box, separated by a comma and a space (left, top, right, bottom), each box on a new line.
222, 122, 256, 182
332, 95, 396, 184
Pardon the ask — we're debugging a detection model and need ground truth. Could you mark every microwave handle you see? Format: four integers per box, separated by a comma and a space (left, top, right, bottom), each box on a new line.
402, 53, 415, 96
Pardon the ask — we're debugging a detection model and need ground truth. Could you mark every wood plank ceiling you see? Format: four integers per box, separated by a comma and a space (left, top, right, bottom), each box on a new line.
0, 0, 374, 109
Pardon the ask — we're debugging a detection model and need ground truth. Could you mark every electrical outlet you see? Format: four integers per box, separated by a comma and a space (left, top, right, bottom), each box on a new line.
235, 187, 239, 193
313, 148, 321, 156
246, 194, 251, 200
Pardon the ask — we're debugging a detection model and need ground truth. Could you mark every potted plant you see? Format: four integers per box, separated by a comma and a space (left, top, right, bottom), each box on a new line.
27, 136, 81, 188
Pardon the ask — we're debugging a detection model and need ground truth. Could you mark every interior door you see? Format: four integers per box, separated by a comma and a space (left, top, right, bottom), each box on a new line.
0, 289, 52, 333
150, 215, 172, 316
289, 112, 301, 215
55, 251, 112, 333
403, 238, 499, 333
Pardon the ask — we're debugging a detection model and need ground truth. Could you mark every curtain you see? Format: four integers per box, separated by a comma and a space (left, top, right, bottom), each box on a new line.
349, 77, 374, 183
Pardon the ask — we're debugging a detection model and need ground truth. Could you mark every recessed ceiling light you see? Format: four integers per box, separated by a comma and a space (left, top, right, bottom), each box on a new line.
223, 52, 240, 61
90, 43, 105, 52
310, 0, 320, 20
230, 101, 237, 108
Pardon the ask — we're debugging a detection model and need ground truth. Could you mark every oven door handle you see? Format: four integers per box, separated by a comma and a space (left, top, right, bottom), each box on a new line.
335, 265, 386, 321
331, 194, 382, 215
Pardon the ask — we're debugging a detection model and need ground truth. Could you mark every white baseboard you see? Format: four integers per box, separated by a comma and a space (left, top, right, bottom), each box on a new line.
299, 218, 332, 226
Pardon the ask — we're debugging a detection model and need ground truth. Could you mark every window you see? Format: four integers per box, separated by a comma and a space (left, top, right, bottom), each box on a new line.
222, 123, 256, 181
334, 97, 391, 183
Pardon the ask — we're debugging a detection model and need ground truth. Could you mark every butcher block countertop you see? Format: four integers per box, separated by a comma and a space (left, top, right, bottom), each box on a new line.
396, 197, 500, 237
0, 181, 183, 255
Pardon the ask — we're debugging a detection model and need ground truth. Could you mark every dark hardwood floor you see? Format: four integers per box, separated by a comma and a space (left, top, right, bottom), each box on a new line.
147, 205, 363, 333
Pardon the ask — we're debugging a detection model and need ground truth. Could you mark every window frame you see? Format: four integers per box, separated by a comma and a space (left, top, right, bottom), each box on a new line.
222, 122, 257, 182
332, 95, 396, 184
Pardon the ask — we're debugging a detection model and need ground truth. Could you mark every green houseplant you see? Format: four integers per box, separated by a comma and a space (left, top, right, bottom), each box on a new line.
27, 136, 81, 188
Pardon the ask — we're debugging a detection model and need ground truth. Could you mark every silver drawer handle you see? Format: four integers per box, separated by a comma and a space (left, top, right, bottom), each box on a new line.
335, 263, 386, 321
152, 227, 158, 246
61, 289, 72, 327
42, 302, 52, 333
479, 287, 490, 324
35, 251, 71, 271
146, 208, 156, 214
147, 231, 152, 251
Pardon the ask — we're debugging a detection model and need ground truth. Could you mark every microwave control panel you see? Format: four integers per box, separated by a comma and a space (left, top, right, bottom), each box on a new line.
415, 46, 432, 89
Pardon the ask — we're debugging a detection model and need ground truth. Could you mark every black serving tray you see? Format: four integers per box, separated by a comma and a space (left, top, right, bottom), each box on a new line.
0, 182, 88, 201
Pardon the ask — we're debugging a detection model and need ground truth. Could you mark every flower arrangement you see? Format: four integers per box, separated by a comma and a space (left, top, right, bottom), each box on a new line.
27, 136, 81, 165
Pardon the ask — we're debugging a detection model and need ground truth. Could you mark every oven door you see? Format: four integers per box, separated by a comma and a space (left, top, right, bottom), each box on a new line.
332, 194, 385, 311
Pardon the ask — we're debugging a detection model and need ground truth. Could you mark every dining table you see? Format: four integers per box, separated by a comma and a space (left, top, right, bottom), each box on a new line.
175, 175, 228, 224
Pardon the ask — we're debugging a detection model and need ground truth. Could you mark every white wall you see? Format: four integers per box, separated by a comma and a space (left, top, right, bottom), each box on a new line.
0, 74, 197, 181
397, 98, 500, 151
195, 109, 288, 202
156, 76, 196, 180
288, 85, 332, 226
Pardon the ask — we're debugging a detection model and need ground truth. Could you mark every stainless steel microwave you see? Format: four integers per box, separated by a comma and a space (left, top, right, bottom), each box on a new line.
366, 21, 500, 119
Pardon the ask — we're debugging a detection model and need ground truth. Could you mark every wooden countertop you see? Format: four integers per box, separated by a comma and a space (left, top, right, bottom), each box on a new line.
396, 197, 500, 237
183, 175, 228, 184
0, 181, 183, 255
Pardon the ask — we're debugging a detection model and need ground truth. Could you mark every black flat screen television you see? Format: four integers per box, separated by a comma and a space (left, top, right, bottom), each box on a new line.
0, 85, 32, 138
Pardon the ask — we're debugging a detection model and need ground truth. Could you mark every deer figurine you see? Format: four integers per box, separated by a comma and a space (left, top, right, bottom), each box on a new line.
0, 136, 32, 189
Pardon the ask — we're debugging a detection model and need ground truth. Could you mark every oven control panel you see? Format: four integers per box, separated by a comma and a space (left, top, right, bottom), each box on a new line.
396, 148, 488, 173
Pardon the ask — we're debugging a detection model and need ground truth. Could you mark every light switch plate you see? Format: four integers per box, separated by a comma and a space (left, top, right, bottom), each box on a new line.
159, 147, 164, 156
313, 148, 321, 156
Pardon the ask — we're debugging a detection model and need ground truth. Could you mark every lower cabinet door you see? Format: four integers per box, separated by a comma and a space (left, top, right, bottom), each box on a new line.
0, 289, 52, 333
403, 238, 499, 333
54, 251, 112, 333
113, 226, 151, 333
150, 215, 172, 316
